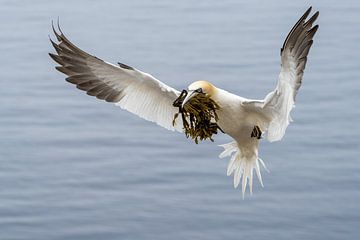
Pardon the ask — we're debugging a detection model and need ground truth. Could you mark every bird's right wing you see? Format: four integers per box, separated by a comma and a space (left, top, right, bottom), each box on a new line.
49, 24, 183, 132
243, 7, 319, 142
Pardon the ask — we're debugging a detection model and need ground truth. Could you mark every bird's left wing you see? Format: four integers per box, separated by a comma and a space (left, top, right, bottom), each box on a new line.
242, 7, 319, 141
264, 7, 319, 141
49, 24, 183, 132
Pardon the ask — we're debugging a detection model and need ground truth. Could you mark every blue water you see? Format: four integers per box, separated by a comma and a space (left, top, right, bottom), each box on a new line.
1, 1, 359, 239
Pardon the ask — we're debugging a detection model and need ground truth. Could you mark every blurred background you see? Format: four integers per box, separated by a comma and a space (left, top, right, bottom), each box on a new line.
0, 0, 359, 239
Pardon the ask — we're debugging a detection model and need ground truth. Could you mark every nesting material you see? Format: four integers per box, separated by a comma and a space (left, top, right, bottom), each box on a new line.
173, 90, 223, 144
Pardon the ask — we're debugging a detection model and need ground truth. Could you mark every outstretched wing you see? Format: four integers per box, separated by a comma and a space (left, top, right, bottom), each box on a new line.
244, 7, 319, 142
49, 23, 183, 132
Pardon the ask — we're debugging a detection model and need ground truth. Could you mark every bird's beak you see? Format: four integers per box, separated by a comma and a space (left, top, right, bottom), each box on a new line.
181, 90, 199, 108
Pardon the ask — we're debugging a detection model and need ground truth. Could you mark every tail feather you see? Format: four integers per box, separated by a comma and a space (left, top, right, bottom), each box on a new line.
219, 142, 238, 158
219, 141, 268, 198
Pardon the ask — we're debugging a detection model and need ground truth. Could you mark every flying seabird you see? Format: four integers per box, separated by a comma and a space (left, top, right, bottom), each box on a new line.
49, 7, 319, 197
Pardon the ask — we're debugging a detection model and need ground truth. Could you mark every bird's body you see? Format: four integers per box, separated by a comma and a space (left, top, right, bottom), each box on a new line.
185, 80, 267, 142
202, 87, 256, 145
49, 7, 319, 197
185, 81, 269, 192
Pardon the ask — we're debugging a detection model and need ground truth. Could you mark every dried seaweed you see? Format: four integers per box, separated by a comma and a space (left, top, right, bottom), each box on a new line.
173, 90, 223, 144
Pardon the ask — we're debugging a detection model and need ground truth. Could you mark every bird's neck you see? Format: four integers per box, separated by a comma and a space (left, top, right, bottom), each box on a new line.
210, 87, 242, 110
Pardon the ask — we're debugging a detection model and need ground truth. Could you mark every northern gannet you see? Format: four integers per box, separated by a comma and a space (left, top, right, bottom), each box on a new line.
49, 7, 319, 196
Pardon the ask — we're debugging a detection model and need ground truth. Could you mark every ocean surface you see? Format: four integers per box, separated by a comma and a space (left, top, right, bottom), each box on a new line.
1, 1, 359, 239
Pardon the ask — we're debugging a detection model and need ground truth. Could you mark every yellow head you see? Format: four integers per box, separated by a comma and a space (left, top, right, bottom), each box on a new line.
181, 80, 216, 107
188, 80, 216, 96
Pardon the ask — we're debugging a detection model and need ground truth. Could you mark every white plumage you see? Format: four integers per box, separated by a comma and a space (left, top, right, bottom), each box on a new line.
49, 7, 319, 197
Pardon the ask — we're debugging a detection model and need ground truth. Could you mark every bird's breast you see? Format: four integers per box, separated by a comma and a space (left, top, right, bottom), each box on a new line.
212, 90, 254, 141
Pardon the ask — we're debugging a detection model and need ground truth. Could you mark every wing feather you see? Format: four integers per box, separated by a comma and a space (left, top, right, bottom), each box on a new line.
242, 7, 319, 142
49, 23, 183, 132
264, 7, 319, 141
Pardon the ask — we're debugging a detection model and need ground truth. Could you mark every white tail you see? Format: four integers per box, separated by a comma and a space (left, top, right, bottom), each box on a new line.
219, 141, 268, 198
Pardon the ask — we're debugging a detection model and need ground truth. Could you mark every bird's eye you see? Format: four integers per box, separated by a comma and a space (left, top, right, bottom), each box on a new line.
195, 88, 203, 93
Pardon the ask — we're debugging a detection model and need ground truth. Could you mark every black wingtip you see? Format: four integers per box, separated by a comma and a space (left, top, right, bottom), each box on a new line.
306, 6, 312, 15
118, 62, 134, 70
51, 17, 65, 41
311, 24, 319, 33
302, 6, 313, 20
57, 16, 64, 35
51, 20, 62, 41
280, 6, 318, 54
305, 11, 319, 26
49, 37, 64, 56
49, 52, 64, 65
51, 19, 55, 34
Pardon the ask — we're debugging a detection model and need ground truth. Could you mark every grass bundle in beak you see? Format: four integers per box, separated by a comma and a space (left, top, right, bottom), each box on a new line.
173, 90, 223, 144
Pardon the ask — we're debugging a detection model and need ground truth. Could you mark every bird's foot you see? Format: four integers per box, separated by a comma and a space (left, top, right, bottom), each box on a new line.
251, 126, 262, 139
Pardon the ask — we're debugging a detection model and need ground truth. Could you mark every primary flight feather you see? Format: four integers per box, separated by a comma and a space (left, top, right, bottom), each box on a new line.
49, 7, 319, 197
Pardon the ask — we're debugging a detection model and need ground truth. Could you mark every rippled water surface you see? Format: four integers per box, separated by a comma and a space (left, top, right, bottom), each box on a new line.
1, 1, 359, 239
